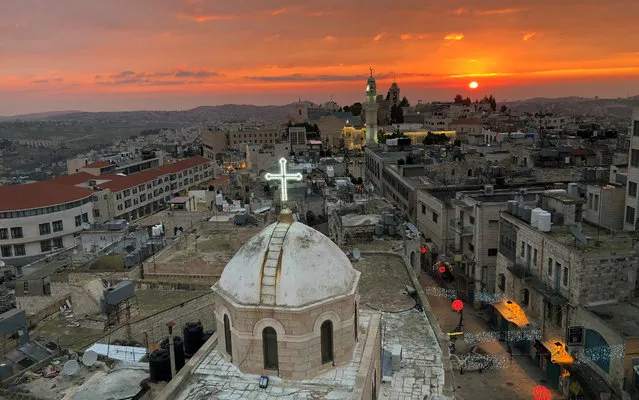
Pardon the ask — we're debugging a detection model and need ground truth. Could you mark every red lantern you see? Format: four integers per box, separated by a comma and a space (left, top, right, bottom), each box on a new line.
533, 385, 551, 400
420, 247, 427, 254
452, 299, 464, 311
439, 266, 446, 273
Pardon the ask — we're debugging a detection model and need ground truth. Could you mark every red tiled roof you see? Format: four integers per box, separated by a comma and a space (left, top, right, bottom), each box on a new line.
85, 161, 112, 168
0, 182, 94, 212
48, 172, 95, 187
98, 156, 211, 193
205, 175, 231, 186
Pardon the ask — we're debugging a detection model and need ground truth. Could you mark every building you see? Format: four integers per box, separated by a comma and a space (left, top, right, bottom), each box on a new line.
364, 68, 379, 145
0, 181, 94, 266
388, 81, 400, 105
495, 190, 639, 398
228, 127, 282, 149
201, 126, 228, 160
158, 208, 385, 399
449, 118, 483, 142
624, 107, 639, 231
288, 126, 307, 152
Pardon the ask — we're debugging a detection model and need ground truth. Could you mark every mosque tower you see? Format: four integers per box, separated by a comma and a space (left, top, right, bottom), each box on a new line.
364, 67, 379, 145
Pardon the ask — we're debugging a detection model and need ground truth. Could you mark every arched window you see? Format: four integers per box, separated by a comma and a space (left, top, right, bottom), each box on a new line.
224, 314, 232, 358
321, 320, 334, 364
262, 327, 278, 370
354, 304, 359, 342
467, 169, 472, 177
585, 329, 610, 373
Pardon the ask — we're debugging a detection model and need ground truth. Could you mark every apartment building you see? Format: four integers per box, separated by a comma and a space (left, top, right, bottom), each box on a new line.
0, 182, 94, 266
624, 108, 639, 231
228, 128, 282, 148
496, 191, 639, 398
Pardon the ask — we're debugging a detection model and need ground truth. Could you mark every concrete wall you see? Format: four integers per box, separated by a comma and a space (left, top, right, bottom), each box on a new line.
352, 311, 382, 400
416, 190, 453, 254
583, 185, 625, 231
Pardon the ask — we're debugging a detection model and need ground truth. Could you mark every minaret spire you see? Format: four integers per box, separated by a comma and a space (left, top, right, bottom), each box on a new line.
369, 66, 373, 77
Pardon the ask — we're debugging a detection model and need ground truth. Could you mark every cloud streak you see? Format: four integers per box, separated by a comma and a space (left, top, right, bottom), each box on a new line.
475, 8, 527, 15
523, 32, 537, 41
444, 33, 464, 40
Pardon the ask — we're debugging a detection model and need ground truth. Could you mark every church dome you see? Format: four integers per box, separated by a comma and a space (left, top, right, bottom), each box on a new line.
217, 210, 357, 308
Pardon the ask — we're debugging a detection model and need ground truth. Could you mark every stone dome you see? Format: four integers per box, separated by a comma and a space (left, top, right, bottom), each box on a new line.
217, 210, 357, 308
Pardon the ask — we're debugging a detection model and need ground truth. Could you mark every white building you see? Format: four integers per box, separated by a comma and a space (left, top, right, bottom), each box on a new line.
0, 182, 94, 266
364, 68, 379, 145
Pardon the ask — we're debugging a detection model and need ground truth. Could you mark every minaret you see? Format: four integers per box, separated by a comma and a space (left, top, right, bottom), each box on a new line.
388, 80, 400, 105
364, 67, 379, 145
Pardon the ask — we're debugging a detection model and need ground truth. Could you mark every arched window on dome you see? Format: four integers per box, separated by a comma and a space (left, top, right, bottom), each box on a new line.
224, 314, 233, 359
262, 327, 279, 370
321, 320, 334, 364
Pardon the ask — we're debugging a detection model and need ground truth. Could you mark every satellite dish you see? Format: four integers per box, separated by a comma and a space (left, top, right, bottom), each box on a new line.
353, 248, 361, 260
0, 261, 5, 268
62, 360, 79, 375
82, 350, 98, 366
81, 223, 91, 230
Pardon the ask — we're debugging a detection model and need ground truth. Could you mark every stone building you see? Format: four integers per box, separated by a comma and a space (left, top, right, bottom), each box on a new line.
495, 190, 639, 398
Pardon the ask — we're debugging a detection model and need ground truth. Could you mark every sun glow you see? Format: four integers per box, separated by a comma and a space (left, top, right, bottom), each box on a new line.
469, 81, 479, 89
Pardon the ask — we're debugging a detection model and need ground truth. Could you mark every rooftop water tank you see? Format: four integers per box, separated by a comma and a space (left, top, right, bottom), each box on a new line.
538, 211, 552, 232
531, 208, 544, 228
567, 183, 579, 198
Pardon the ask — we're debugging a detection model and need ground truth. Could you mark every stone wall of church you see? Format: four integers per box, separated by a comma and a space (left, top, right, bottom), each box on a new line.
216, 292, 358, 379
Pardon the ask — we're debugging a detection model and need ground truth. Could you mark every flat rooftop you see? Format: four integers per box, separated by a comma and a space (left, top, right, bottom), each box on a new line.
502, 212, 636, 255
586, 299, 639, 339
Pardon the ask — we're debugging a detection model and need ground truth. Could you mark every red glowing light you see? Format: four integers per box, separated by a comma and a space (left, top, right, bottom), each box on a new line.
439, 266, 446, 273
420, 247, 427, 254
533, 385, 551, 400
452, 299, 464, 311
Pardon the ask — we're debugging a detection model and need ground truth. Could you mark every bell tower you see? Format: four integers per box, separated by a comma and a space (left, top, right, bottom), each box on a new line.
364, 67, 379, 145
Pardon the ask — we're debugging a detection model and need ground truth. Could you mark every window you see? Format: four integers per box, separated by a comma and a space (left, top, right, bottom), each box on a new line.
23, 281, 28, 295
39, 223, 51, 235
588, 193, 593, 209
634, 120, 639, 137
521, 241, 525, 256
1, 246, 11, 257
14, 244, 25, 256
321, 320, 334, 364
522, 289, 530, 306
468, 243, 474, 252
421, 204, 426, 214
629, 181, 638, 197
40, 240, 52, 252
223, 314, 232, 358
93, 209, 100, 218
82, 213, 89, 223
627, 206, 636, 225
354, 303, 359, 342
52, 220, 63, 232
563, 266, 568, 287
498, 273, 505, 290
432, 212, 438, 223
75, 215, 82, 227
262, 327, 278, 370
10, 227, 23, 239
555, 306, 563, 328
488, 248, 498, 256
52, 237, 63, 249
116, 193, 122, 200
0, 228, 7, 240
593, 194, 599, 211
548, 258, 553, 275
533, 249, 538, 267
632, 150, 639, 167
545, 300, 553, 320
124, 200, 132, 208
469, 216, 475, 225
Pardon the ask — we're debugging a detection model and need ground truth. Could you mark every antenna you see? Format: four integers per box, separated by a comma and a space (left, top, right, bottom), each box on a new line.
82, 350, 98, 366
62, 360, 79, 375
353, 248, 361, 260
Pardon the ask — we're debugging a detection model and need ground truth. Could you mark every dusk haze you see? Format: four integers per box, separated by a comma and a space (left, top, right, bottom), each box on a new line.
2, 0, 639, 114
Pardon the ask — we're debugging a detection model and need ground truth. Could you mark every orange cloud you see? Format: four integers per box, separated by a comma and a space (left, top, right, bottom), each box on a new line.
179, 13, 237, 22
271, 8, 287, 16
475, 8, 527, 15
324, 36, 336, 41
400, 34, 427, 40
307, 11, 326, 16
444, 33, 464, 40
454, 8, 467, 15
373, 33, 385, 41
523, 32, 537, 41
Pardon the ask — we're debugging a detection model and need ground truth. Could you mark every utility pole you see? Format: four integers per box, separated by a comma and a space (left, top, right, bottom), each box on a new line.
167, 321, 176, 378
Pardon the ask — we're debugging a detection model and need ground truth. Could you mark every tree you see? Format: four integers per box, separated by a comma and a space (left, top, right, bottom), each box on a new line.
343, 105, 351, 113
454, 94, 463, 104
350, 102, 363, 116
399, 96, 410, 107
390, 104, 404, 124
461, 97, 472, 106
500, 105, 508, 113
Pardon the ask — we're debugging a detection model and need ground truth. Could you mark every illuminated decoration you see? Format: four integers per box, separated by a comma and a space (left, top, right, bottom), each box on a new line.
420, 247, 427, 254
452, 299, 464, 311
439, 266, 446, 273
533, 385, 551, 400
542, 340, 574, 364
492, 300, 530, 328
264, 158, 303, 202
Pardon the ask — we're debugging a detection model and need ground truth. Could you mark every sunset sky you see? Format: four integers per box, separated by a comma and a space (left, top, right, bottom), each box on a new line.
2, 0, 639, 115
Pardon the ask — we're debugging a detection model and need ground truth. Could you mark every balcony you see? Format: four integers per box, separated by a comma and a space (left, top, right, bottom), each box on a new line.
507, 261, 533, 280
449, 218, 473, 236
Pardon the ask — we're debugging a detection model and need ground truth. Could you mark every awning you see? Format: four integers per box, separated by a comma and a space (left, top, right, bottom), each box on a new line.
541, 339, 574, 364
492, 300, 531, 329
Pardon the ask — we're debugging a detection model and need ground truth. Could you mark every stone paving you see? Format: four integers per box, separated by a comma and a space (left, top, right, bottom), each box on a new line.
173, 314, 372, 400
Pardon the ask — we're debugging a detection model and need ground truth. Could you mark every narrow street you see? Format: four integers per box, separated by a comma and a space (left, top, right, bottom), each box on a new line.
418, 272, 564, 400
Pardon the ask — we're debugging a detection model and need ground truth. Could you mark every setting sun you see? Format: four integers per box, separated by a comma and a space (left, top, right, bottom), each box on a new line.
469, 81, 479, 89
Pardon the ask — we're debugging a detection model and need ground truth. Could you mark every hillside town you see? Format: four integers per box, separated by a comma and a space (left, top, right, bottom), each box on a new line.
0, 71, 638, 400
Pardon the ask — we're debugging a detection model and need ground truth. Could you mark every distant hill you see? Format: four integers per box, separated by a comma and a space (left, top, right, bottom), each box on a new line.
0, 104, 297, 125
503, 96, 639, 119
0, 110, 82, 121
